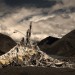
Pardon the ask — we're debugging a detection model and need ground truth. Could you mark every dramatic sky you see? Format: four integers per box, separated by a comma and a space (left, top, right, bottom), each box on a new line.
0, 0, 75, 41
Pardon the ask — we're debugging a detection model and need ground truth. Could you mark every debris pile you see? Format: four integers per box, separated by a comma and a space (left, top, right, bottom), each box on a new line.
0, 22, 75, 69
0, 41, 74, 69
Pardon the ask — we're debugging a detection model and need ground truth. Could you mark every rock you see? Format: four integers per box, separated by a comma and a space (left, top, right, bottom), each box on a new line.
55, 62, 64, 67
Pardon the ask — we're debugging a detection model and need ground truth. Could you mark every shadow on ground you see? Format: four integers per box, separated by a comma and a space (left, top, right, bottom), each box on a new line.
0, 66, 75, 75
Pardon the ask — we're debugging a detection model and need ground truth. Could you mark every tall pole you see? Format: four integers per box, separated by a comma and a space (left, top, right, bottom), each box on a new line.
26, 22, 32, 46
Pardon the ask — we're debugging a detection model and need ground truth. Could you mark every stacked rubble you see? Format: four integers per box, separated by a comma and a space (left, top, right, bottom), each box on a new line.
0, 22, 75, 69
0, 41, 74, 68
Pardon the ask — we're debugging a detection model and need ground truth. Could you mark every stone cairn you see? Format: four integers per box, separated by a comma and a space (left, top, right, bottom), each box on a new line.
0, 22, 74, 69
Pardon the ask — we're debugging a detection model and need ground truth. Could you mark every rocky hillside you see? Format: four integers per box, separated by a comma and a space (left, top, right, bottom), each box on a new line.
38, 30, 75, 57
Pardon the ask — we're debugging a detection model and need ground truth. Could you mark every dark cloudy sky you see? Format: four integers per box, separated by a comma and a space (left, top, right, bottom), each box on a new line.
0, 0, 75, 41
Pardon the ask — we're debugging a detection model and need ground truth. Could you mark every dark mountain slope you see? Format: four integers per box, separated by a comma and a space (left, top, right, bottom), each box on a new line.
38, 30, 75, 57
38, 36, 59, 46
38, 36, 59, 50
0, 33, 17, 55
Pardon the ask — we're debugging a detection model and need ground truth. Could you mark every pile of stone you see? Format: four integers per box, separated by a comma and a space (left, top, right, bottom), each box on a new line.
0, 22, 75, 69
0, 42, 73, 68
